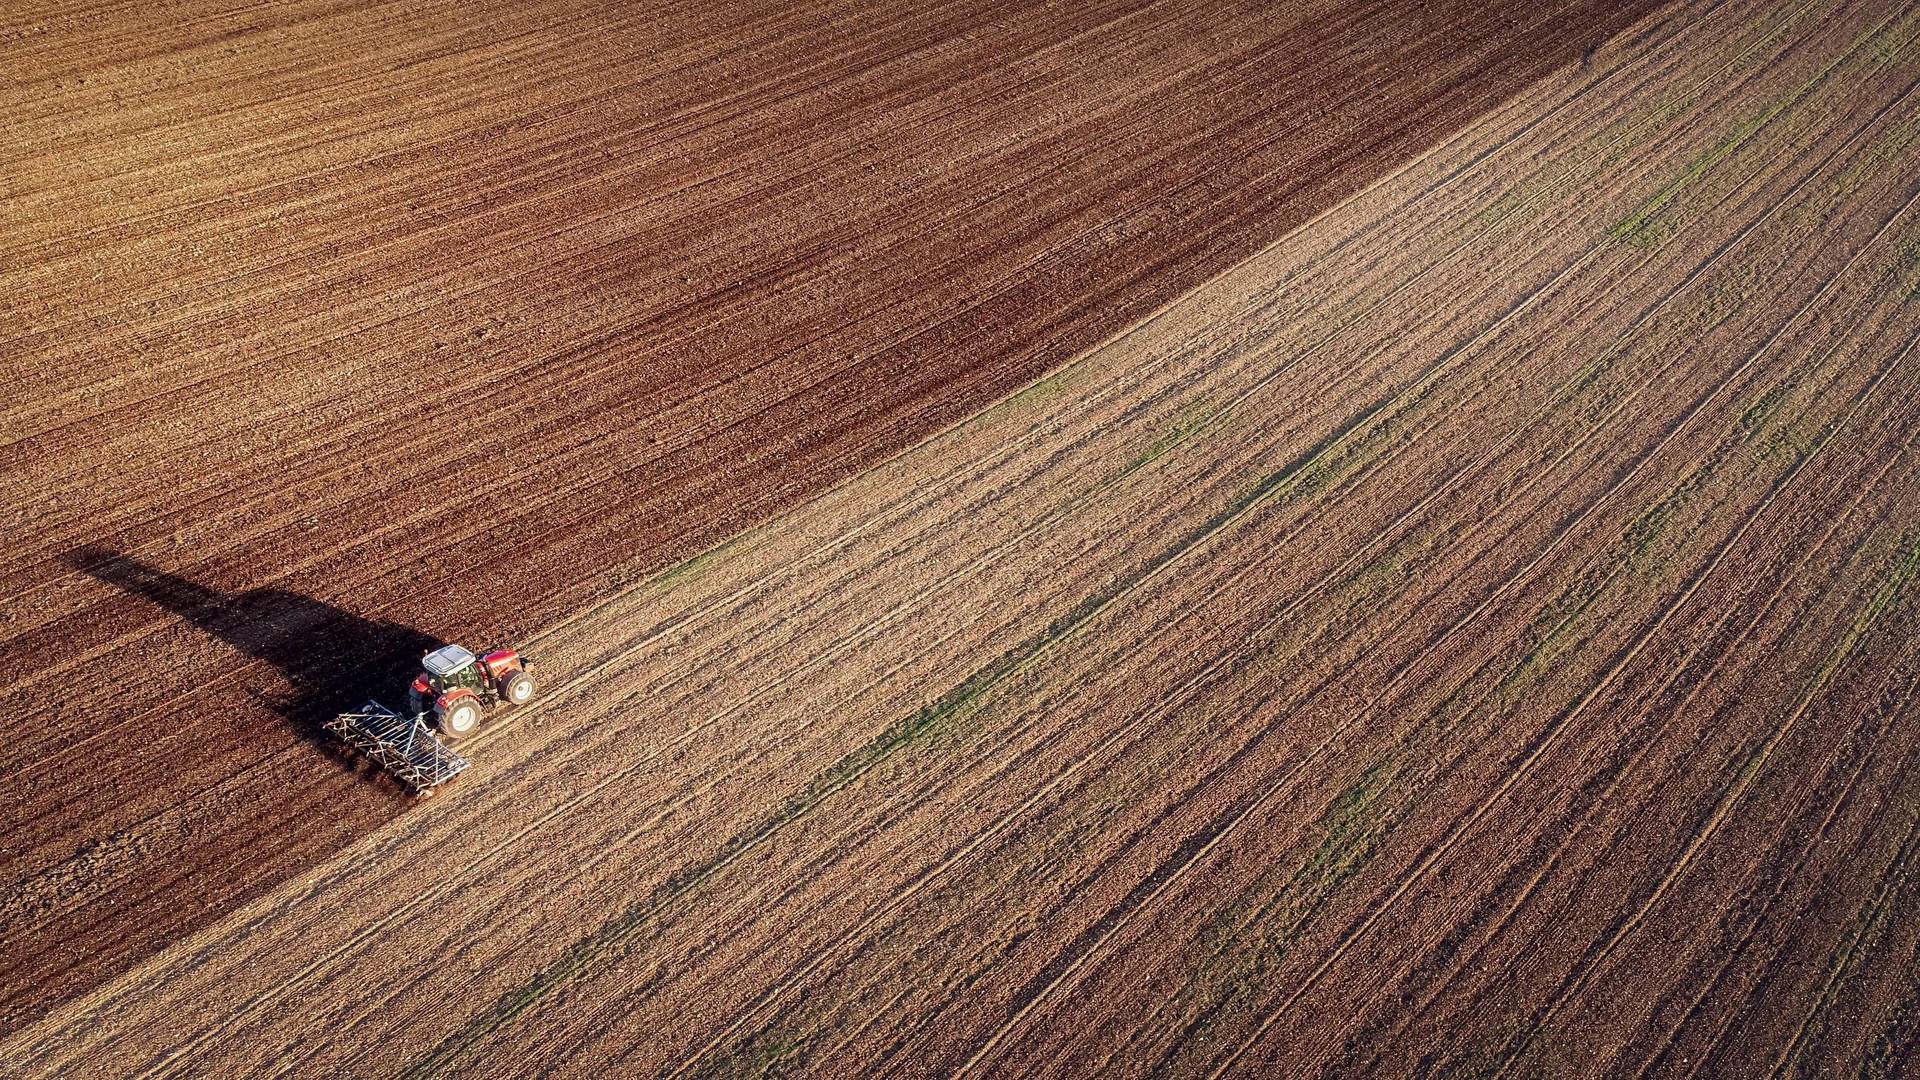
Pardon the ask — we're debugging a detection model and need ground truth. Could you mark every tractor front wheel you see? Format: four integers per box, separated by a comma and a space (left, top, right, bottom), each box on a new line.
499, 670, 535, 706
438, 696, 483, 740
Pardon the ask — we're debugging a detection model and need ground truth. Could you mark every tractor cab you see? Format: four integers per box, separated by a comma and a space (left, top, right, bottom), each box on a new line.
420, 644, 483, 693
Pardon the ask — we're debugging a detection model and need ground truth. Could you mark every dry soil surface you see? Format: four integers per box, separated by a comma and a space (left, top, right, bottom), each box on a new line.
10, 0, 1920, 1074
0, 0, 1662, 1031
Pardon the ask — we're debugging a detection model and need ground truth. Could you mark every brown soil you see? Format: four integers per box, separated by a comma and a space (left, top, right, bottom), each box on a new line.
0, 0, 1662, 1032
9, 0, 1920, 1075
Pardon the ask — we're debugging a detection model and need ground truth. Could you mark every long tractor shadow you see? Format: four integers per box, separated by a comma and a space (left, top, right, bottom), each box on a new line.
64, 545, 447, 773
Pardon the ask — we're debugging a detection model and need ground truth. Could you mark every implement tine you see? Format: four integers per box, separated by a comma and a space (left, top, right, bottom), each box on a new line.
326, 701, 471, 792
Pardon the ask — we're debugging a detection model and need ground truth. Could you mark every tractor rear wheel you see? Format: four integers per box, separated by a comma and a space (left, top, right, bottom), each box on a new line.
437, 696, 482, 740
499, 670, 535, 706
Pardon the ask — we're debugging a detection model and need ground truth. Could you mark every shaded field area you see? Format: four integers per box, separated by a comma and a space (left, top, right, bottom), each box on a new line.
11, 0, 1920, 1073
0, 0, 1663, 1029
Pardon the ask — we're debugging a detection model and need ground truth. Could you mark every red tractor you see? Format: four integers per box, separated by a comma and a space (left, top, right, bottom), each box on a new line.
407, 643, 536, 739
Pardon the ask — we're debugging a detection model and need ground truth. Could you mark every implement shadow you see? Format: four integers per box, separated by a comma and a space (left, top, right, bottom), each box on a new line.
63, 545, 444, 755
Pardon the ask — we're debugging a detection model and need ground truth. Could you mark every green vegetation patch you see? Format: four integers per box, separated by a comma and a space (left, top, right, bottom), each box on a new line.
1820, 535, 1920, 686
689, 1022, 815, 1080
1000, 362, 1084, 413
1833, 113, 1920, 197
1482, 461, 1712, 710
1888, 230, 1920, 299
1862, 536, 1920, 628
1868, 5, 1920, 64
1145, 756, 1406, 1072
1337, 527, 1434, 608
1610, 101, 1788, 249
1737, 371, 1821, 466
1610, 4, 1920, 251
1738, 380, 1792, 439
1119, 395, 1221, 478
651, 533, 743, 590
1290, 758, 1401, 904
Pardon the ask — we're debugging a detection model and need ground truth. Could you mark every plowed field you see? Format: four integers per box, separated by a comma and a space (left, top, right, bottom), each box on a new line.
0, 0, 1665, 1033
9, 0, 1920, 1074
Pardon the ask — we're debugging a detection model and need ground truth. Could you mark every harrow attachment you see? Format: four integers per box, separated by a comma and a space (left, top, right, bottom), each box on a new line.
326, 701, 470, 793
